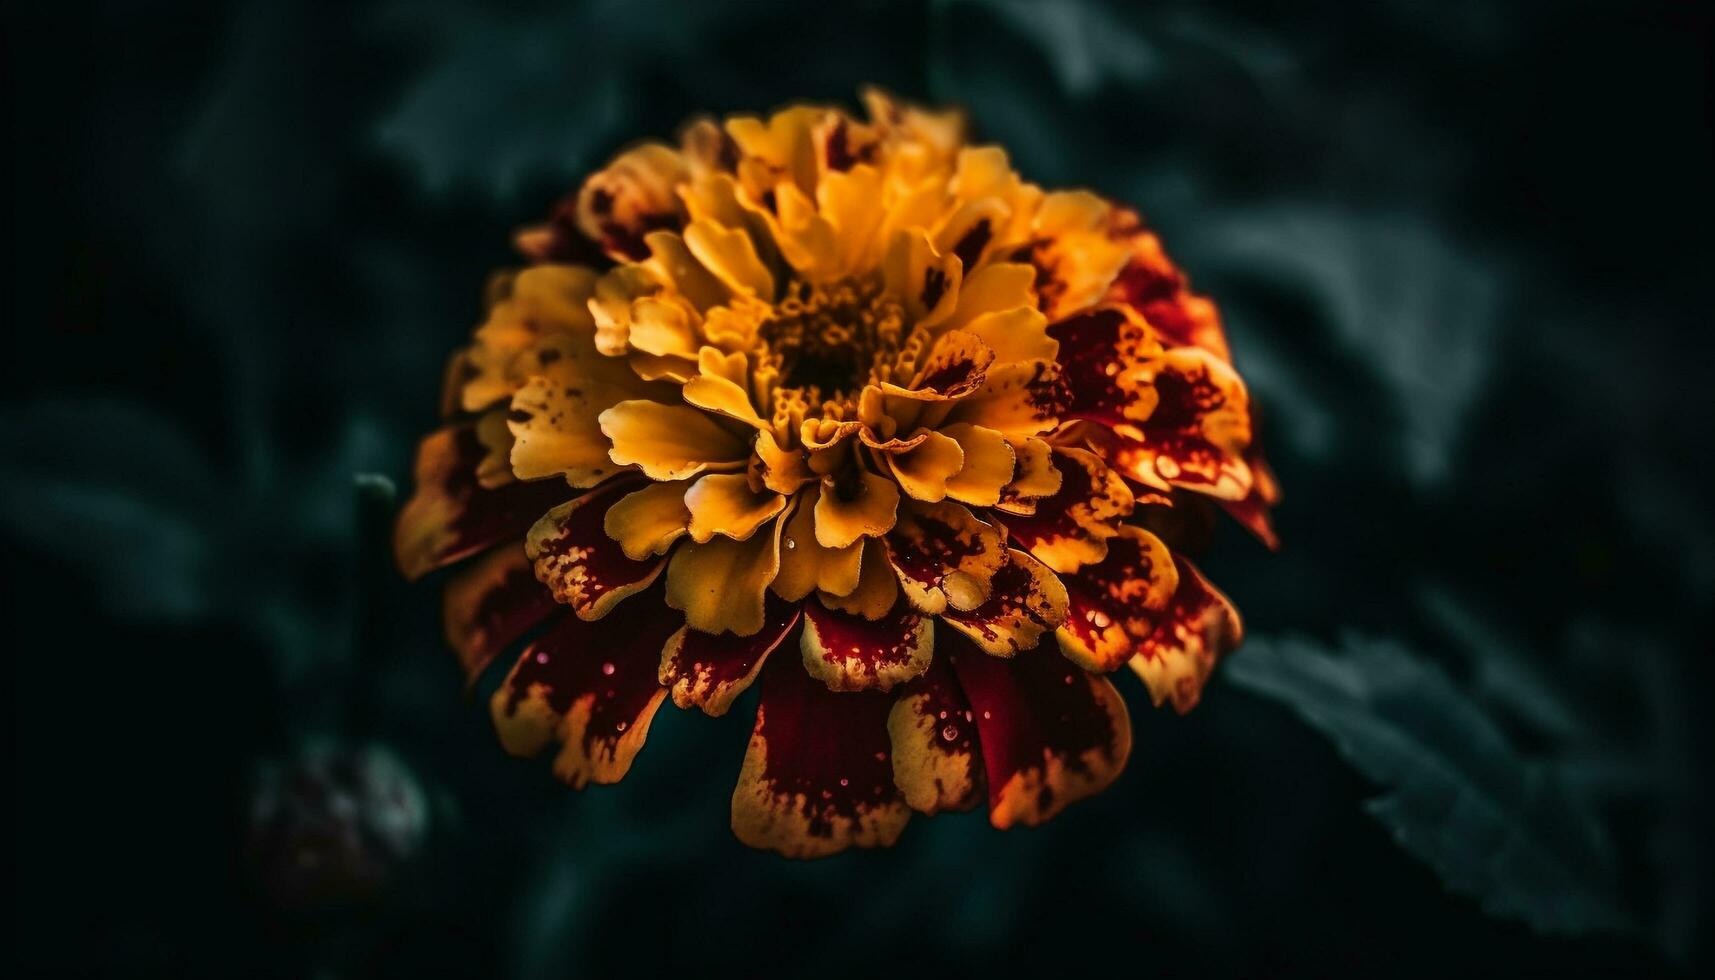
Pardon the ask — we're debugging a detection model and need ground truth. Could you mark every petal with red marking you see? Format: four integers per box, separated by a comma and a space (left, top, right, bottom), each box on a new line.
948, 633, 1131, 829
660, 594, 803, 716
1111, 348, 1253, 501
800, 597, 933, 692
942, 360, 1062, 438
1046, 305, 1161, 428
1007, 191, 1132, 321
884, 499, 1005, 614
731, 655, 910, 858
442, 544, 559, 685
490, 588, 684, 788
1055, 525, 1178, 672
887, 329, 995, 401
1001, 447, 1133, 574
1103, 212, 1231, 361
395, 422, 576, 581
887, 651, 984, 814
1127, 555, 1243, 714
526, 478, 664, 619
574, 143, 690, 262
1218, 404, 1281, 550
941, 548, 1069, 656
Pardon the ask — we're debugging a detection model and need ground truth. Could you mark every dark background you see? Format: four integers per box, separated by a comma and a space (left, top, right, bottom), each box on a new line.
5, 1, 1712, 976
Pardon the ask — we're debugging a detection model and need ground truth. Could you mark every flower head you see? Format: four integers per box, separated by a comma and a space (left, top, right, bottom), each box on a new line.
397, 89, 1277, 858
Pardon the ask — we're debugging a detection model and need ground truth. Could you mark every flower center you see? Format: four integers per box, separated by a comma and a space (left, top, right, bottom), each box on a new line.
759, 275, 905, 400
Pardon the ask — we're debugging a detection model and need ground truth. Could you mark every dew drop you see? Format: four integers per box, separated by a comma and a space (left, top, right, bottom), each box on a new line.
941, 724, 959, 743
601, 662, 616, 676
982, 710, 992, 720
615, 721, 628, 732
938, 710, 948, 720
535, 652, 549, 664
785, 537, 798, 551
838, 778, 849, 787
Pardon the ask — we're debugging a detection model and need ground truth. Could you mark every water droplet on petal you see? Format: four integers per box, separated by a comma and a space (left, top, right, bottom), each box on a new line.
941, 724, 959, 742
601, 662, 616, 676
785, 537, 798, 551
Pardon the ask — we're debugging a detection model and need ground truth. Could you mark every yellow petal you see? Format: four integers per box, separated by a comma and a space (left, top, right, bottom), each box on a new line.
812, 470, 901, 548
508, 366, 646, 488
682, 348, 768, 430
626, 295, 702, 358
586, 265, 662, 357
641, 230, 730, 312
462, 264, 602, 411
603, 480, 692, 559
773, 486, 864, 600
939, 422, 1016, 507
1023, 190, 1132, 319
769, 180, 841, 280
944, 262, 1036, 331
818, 537, 900, 620
885, 429, 964, 502
818, 164, 885, 275
943, 361, 1059, 437
960, 306, 1057, 365
599, 400, 749, 481
995, 435, 1061, 514
684, 219, 775, 299
472, 408, 515, 489
754, 428, 815, 495
665, 517, 784, 636
882, 228, 961, 326
684, 473, 788, 543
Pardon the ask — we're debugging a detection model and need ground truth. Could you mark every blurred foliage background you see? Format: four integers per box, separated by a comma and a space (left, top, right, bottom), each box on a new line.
4, 0, 1711, 976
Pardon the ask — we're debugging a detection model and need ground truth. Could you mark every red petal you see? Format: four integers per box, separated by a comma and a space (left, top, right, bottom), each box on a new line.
800, 597, 934, 692
730, 655, 910, 858
442, 544, 559, 685
948, 632, 1132, 829
1128, 555, 1243, 714
887, 650, 984, 814
490, 584, 683, 788
527, 477, 665, 619
660, 594, 803, 717
394, 423, 575, 581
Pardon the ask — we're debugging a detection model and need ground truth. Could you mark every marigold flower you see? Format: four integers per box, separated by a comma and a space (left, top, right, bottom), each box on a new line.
397, 88, 1277, 858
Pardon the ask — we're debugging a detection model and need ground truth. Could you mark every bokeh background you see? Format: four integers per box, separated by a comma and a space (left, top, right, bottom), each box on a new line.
5, 0, 1712, 976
